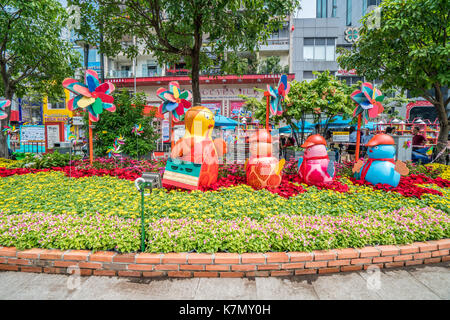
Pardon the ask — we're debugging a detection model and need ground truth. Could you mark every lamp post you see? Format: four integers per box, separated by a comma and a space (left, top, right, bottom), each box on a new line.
134, 172, 162, 252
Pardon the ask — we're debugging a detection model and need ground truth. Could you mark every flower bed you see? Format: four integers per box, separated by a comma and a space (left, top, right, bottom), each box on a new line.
0, 158, 449, 254
0, 207, 448, 253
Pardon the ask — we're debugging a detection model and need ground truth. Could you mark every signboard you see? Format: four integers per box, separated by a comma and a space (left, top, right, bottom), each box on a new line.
337, 69, 357, 76
202, 101, 222, 115
230, 101, 245, 112
20, 125, 45, 142
173, 125, 185, 143
72, 116, 84, 125
344, 27, 359, 43
332, 131, 350, 142
46, 125, 60, 148
162, 120, 170, 142
44, 115, 68, 122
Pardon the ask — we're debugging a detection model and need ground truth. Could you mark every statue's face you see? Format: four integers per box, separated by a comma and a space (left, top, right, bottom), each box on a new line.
304, 144, 327, 158
368, 145, 396, 159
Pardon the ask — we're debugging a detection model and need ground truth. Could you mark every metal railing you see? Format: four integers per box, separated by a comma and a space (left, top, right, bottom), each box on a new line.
9, 142, 46, 156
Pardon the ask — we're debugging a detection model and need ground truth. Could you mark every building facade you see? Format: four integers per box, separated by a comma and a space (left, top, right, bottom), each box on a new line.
292, 0, 382, 84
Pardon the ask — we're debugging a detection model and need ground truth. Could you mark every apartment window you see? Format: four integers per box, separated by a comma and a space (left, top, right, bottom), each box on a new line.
331, 0, 337, 17
368, 0, 382, 6
303, 38, 336, 61
316, 0, 328, 18
346, 0, 352, 26
338, 76, 363, 86
303, 71, 314, 79
88, 49, 100, 63
48, 98, 66, 110
143, 60, 158, 77
363, 0, 382, 15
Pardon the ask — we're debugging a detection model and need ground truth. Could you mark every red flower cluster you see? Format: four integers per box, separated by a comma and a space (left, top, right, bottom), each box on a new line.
1, 165, 448, 200
349, 173, 447, 199
0, 166, 142, 181
283, 174, 349, 193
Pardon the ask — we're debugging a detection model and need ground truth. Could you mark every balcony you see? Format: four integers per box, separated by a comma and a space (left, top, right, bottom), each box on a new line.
108, 70, 133, 78
166, 68, 189, 76
259, 38, 290, 52
106, 69, 163, 79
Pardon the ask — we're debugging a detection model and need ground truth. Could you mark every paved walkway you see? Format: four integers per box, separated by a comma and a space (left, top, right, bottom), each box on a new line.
1, 263, 449, 300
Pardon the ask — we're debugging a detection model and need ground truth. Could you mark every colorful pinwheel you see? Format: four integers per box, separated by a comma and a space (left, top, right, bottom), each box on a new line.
62, 69, 116, 122
68, 133, 77, 142
106, 135, 125, 158
132, 124, 144, 136
350, 82, 385, 124
267, 74, 290, 116
156, 81, 192, 122
0, 99, 11, 120
3, 124, 18, 136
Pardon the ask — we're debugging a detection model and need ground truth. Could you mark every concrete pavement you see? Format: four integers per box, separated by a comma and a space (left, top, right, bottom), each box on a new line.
0, 262, 448, 300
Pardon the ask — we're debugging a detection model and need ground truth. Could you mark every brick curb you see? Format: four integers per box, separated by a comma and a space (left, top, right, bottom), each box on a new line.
0, 239, 449, 278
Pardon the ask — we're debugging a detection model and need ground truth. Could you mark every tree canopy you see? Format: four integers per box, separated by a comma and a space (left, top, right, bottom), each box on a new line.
0, 0, 80, 100
0, 0, 81, 157
337, 0, 449, 161
70, 0, 300, 104
88, 90, 159, 158
240, 71, 357, 145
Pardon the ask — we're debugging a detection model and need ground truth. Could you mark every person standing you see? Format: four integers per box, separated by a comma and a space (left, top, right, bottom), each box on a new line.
346, 127, 357, 162
412, 126, 426, 150
279, 134, 287, 159
360, 128, 372, 158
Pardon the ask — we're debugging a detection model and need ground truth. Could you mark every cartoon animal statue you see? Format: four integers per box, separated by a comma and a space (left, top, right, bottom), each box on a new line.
297, 134, 334, 185
246, 130, 285, 189
352, 133, 409, 187
163, 106, 227, 190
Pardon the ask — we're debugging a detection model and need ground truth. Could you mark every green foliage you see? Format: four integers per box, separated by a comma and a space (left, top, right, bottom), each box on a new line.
11, 151, 81, 169
0, 0, 81, 99
337, 0, 449, 159
258, 56, 284, 74
240, 71, 357, 144
70, 0, 300, 103
87, 90, 159, 158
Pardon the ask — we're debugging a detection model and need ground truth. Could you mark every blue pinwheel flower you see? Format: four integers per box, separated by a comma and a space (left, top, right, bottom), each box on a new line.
157, 81, 192, 122
267, 74, 290, 116
351, 82, 385, 124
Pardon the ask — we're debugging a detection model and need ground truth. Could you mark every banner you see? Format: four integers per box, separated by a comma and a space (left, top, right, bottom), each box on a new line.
20, 125, 45, 143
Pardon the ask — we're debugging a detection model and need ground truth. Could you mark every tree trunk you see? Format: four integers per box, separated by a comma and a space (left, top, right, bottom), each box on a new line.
191, 55, 201, 106
191, 14, 202, 106
0, 88, 14, 158
431, 85, 448, 164
433, 101, 449, 164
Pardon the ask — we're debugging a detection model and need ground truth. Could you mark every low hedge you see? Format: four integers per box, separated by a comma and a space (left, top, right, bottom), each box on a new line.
0, 207, 448, 253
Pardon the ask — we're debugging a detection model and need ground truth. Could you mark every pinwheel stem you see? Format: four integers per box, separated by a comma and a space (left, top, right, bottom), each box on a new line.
170, 113, 174, 149
264, 91, 270, 131
355, 113, 362, 161
88, 119, 94, 166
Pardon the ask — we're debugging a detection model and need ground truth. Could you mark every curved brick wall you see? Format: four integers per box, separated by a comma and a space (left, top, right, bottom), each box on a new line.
0, 239, 449, 278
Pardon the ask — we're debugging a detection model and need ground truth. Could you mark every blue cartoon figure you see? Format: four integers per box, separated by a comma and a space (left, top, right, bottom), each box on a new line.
352, 133, 409, 187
